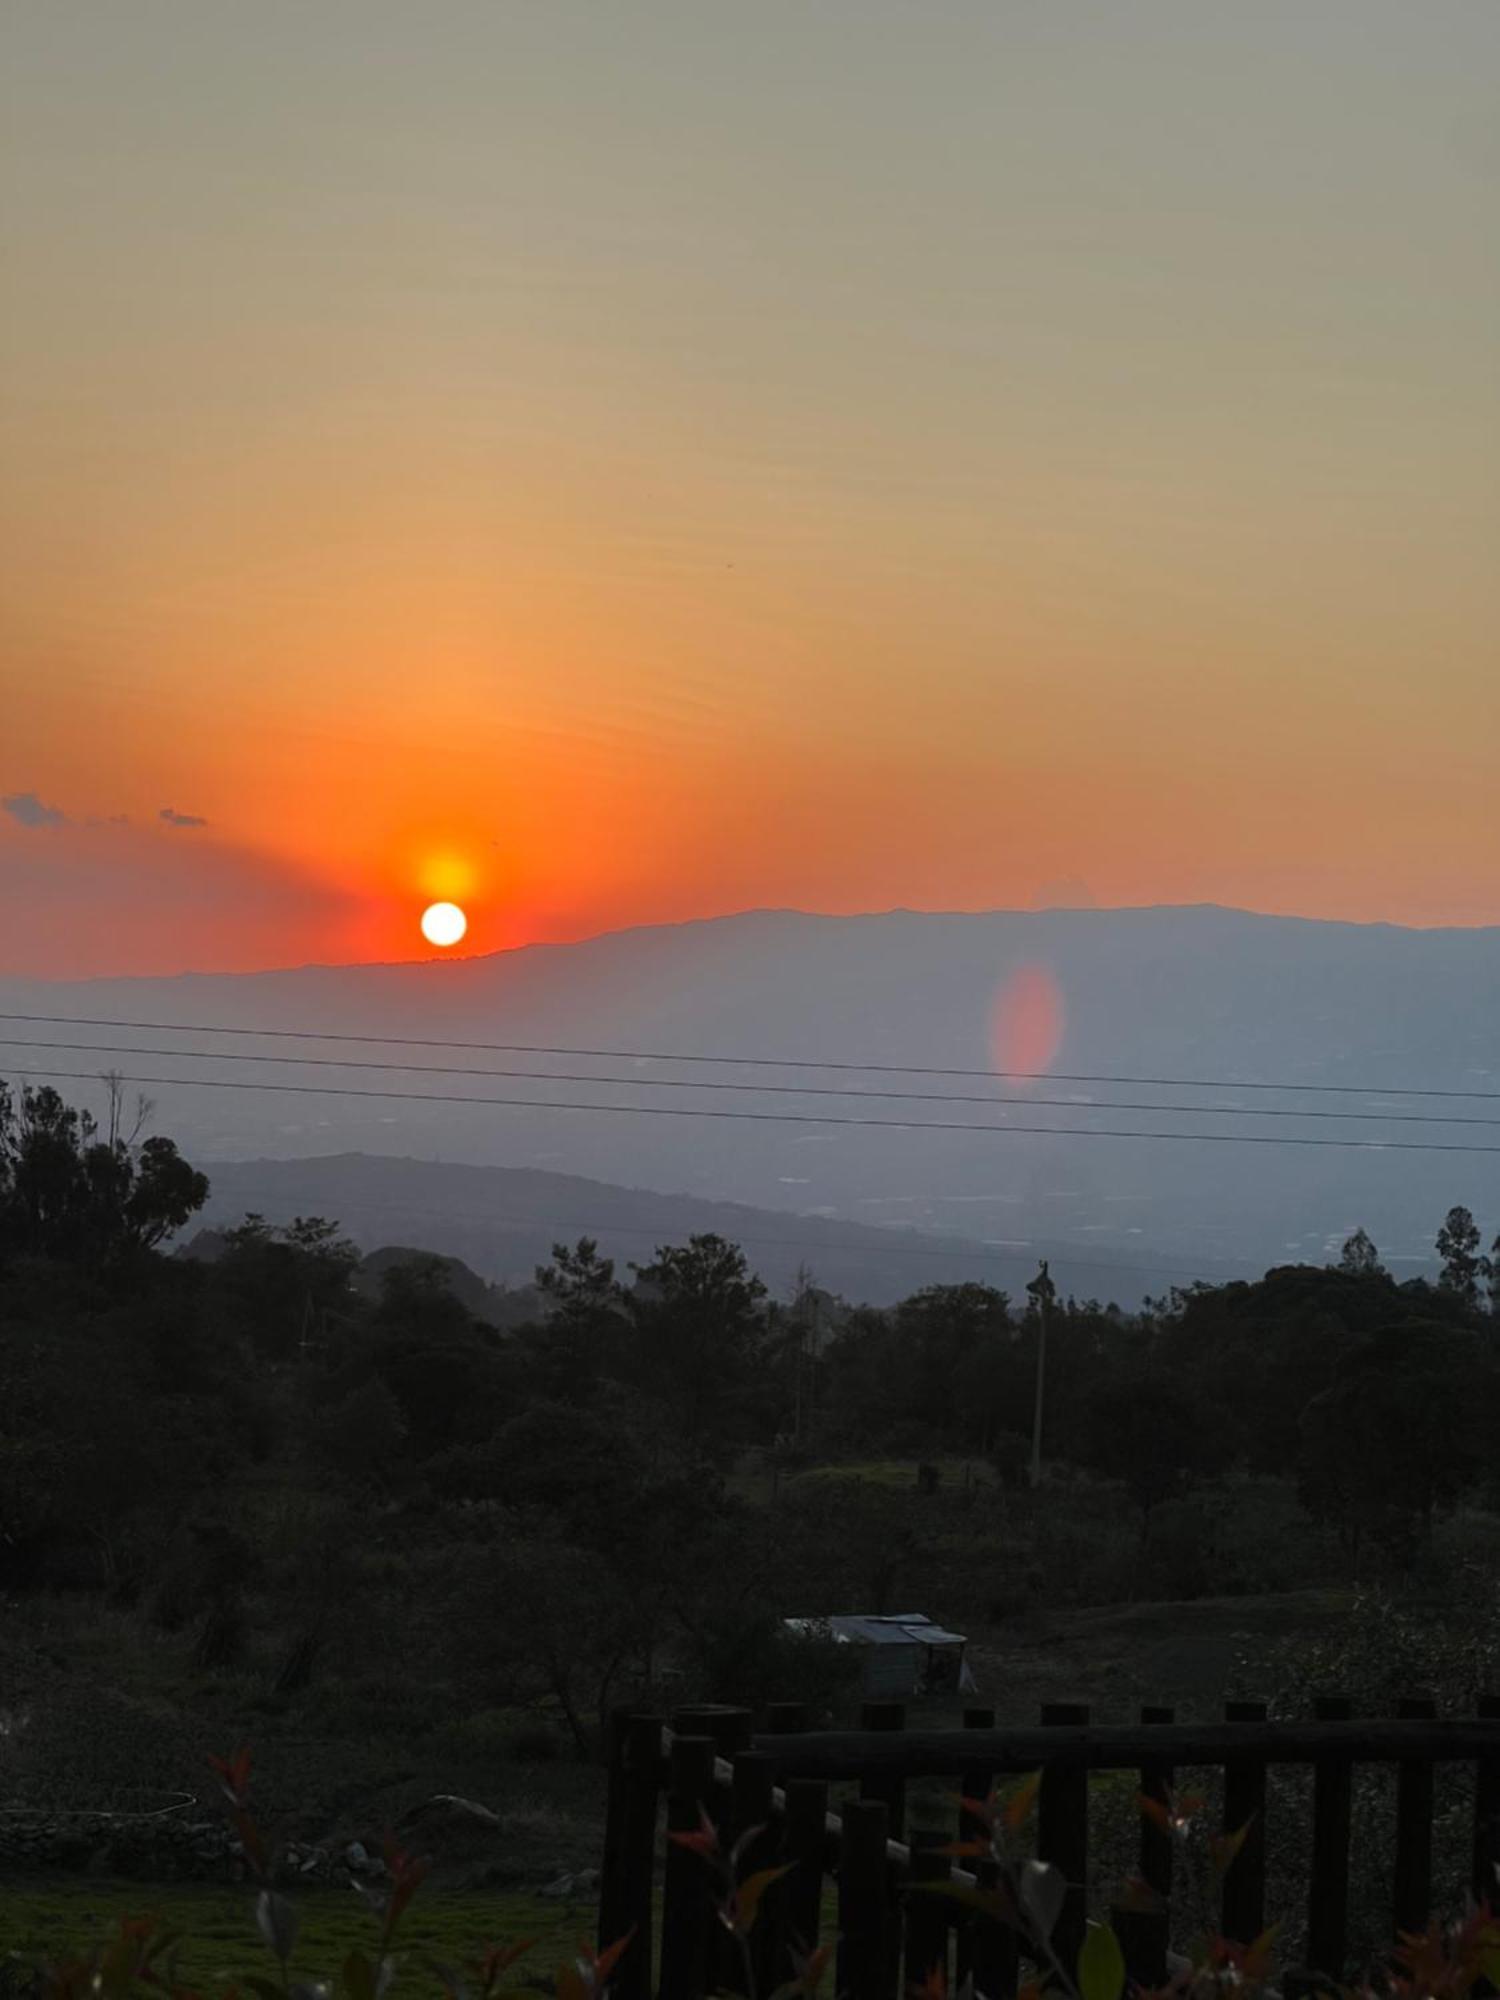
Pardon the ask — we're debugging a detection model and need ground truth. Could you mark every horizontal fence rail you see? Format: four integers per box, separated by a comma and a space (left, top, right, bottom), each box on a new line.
597, 1698, 1500, 2000
750, 1718, 1500, 1777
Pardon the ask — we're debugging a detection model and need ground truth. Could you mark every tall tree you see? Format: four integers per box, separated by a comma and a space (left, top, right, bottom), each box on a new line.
528, 1237, 628, 1400
1436, 1205, 1488, 1309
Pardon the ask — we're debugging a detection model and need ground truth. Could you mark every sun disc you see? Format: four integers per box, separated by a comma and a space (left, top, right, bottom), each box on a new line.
420, 901, 467, 948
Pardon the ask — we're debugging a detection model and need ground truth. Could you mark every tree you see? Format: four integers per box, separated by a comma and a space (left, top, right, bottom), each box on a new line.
1436, 1206, 1489, 1309
1338, 1228, 1384, 1278
1299, 1321, 1492, 1571
0, 1082, 207, 1269
1079, 1373, 1212, 1547
368, 1260, 506, 1455
527, 1237, 629, 1400
474, 1530, 650, 1754
627, 1234, 769, 1446
213, 1211, 358, 1357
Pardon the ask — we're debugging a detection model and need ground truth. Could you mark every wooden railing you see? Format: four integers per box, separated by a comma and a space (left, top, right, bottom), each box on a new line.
596, 1697, 1500, 2000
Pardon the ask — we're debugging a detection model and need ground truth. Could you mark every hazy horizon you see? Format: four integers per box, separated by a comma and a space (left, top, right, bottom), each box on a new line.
7, 893, 1500, 990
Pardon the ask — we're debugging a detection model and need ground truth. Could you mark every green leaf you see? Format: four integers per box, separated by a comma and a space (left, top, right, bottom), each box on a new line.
1077, 1922, 1126, 2000
1018, 1859, 1066, 1942
256, 1890, 301, 1964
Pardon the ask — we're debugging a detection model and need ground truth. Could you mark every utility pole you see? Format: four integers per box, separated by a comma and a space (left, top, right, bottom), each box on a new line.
1026, 1259, 1056, 1489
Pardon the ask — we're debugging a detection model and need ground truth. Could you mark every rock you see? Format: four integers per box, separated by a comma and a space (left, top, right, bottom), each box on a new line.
538, 1874, 576, 1899
397, 1795, 501, 1833
345, 1841, 370, 1870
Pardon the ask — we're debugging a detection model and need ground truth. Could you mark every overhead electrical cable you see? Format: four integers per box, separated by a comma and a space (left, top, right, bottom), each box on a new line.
0, 1011, 1496, 1103
4, 1035, 1500, 1128
12, 1065, 1500, 1155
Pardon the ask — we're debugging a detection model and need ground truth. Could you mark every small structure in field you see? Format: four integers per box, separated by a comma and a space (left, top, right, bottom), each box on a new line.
783, 1612, 977, 1697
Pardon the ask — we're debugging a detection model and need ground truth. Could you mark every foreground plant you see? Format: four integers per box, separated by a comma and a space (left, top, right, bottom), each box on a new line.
19, 1747, 635, 2000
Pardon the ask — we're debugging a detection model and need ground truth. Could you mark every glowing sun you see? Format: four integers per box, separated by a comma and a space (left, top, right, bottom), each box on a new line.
420, 901, 467, 948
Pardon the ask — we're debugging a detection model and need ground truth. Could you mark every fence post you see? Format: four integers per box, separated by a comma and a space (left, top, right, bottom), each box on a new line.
780, 1777, 828, 1987
839, 1798, 892, 2000
859, 1700, 909, 1838
903, 1826, 951, 1995
1038, 1702, 1090, 1975
1222, 1699, 1268, 1948
731, 1750, 780, 1999
1473, 1693, 1500, 1909
1139, 1704, 1176, 1904
675, 1705, 753, 1992
1307, 1695, 1353, 1983
609, 1714, 662, 2000
599, 1707, 633, 1959
659, 1734, 716, 2000
1393, 1696, 1436, 1941
1112, 1904, 1168, 1991
956, 1706, 997, 1996
860, 1700, 907, 1992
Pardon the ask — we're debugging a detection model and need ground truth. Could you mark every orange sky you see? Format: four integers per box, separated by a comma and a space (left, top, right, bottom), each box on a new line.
3, 3, 1497, 978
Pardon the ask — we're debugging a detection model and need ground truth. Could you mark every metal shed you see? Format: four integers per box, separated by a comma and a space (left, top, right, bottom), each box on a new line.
783, 1612, 977, 1697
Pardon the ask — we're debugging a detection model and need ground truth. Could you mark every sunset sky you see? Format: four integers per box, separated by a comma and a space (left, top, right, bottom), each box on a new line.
3, 1, 1497, 978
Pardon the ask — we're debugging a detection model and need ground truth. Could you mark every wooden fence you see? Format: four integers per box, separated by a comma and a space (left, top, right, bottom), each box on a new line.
596, 1697, 1500, 2000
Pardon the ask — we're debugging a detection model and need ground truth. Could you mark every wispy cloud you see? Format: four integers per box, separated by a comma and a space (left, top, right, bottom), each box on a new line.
2, 790, 68, 829
159, 806, 209, 829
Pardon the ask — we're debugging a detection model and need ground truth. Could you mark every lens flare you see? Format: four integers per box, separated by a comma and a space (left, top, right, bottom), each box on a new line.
990, 962, 1065, 1081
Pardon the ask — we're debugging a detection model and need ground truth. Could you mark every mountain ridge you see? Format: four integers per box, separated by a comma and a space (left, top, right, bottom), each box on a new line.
5, 904, 1498, 1286
10, 900, 1500, 995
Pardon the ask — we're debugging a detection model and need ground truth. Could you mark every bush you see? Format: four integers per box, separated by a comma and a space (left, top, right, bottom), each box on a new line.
507, 1721, 563, 1763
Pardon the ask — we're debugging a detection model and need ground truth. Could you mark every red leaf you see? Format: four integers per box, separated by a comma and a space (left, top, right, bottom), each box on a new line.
208, 1746, 253, 1804
666, 1806, 720, 1859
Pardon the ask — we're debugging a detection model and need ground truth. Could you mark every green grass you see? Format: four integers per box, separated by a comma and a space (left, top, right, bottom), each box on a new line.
0, 1880, 589, 1990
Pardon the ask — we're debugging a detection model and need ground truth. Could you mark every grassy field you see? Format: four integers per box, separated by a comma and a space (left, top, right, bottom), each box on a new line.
965, 1586, 1357, 1718
0, 1880, 589, 1990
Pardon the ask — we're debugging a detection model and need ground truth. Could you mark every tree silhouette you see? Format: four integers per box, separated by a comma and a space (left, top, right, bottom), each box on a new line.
1338, 1227, 1384, 1277
0, 1080, 207, 1267
1436, 1205, 1488, 1309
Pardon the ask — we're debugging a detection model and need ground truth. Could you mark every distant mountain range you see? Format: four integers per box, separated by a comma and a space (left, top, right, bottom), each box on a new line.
5, 904, 1499, 1298
185, 1151, 1169, 1308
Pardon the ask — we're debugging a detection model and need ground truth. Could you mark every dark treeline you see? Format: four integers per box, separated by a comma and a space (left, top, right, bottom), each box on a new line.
3, 1080, 1500, 1754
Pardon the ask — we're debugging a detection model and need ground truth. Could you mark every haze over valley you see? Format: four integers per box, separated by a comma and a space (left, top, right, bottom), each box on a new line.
8, 903, 1498, 1302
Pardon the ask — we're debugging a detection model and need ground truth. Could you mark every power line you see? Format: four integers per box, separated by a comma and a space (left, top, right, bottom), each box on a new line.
13, 1064, 1500, 1155
3, 1010, 1496, 1103
6, 1035, 1500, 1128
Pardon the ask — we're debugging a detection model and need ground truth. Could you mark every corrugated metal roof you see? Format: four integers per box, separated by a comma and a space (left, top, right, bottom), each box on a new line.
786, 1613, 966, 1648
